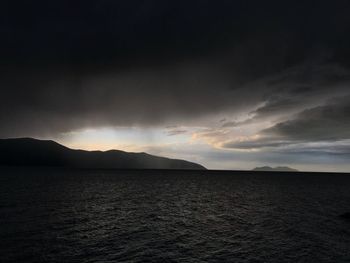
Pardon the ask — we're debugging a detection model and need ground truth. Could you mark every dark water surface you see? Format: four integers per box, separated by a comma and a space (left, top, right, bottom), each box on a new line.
1, 168, 350, 262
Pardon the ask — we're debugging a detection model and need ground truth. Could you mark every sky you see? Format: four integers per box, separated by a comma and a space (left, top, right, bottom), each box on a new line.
1, 0, 350, 172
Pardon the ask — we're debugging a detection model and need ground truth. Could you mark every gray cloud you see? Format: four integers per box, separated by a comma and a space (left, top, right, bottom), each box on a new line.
1, 62, 350, 138
1, 0, 350, 140
0, 63, 252, 137
166, 129, 188, 136
222, 64, 350, 128
222, 138, 290, 150
264, 95, 350, 141
222, 95, 350, 155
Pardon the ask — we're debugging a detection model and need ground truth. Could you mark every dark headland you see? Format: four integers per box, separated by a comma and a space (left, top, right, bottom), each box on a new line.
0, 138, 206, 170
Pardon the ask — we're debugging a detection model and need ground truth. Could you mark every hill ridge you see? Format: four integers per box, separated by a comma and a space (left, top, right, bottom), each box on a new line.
0, 138, 206, 170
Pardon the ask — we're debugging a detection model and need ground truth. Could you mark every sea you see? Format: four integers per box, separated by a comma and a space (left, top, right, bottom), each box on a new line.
1, 168, 350, 262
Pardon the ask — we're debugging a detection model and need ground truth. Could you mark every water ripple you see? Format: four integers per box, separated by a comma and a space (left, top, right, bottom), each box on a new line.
0, 168, 350, 262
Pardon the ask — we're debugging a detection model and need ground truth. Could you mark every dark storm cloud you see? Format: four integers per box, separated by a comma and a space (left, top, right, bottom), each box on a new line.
222, 95, 307, 128
222, 64, 350, 128
223, 95, 350, 152
0, 64, 245, 137
1, 0, 350, 137
2, 0, 350, 66
264, 95, 350, 141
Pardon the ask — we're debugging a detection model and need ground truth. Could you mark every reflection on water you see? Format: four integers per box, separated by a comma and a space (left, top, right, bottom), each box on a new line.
1, 168, 350, 262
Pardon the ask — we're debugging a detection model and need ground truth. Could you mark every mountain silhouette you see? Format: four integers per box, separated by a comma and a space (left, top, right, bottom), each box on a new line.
252, 166, 298, 172
0, 138, 206, 170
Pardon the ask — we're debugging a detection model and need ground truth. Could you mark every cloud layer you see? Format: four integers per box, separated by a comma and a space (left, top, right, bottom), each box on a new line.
1, 1, 350, 170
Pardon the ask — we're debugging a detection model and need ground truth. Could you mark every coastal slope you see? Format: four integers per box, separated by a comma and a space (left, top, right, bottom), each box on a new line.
0, 138, 206, 170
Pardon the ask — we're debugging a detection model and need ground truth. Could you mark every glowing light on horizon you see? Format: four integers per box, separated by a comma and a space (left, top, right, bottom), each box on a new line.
57, 126, 191, 152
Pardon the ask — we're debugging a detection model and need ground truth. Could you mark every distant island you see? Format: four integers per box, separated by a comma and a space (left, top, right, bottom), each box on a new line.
253, 166, 298, 172
0, 138, 206, 170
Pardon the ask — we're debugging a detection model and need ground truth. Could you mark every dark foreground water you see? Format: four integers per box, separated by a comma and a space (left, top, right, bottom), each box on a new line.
1, 168, 350, 263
